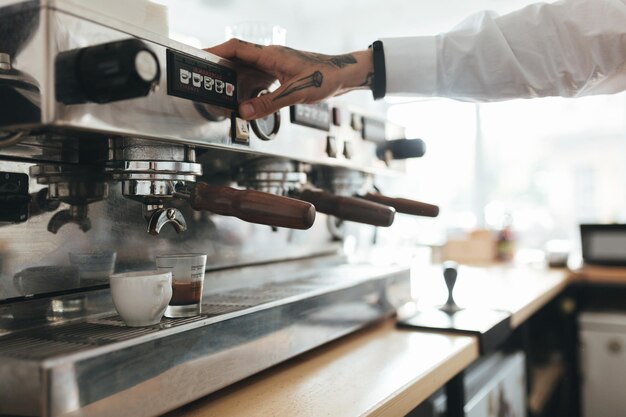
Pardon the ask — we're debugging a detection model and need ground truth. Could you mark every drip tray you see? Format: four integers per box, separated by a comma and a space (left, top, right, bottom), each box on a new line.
0, 263, 410, 417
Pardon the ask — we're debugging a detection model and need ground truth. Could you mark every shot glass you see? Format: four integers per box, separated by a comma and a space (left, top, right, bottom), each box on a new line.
156, 253, 207, 318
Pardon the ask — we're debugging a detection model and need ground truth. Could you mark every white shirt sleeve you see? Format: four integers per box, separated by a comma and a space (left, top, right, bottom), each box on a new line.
381, 0, 626, 101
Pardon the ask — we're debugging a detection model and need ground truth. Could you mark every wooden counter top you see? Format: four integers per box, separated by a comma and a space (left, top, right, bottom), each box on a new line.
569, 265, 626, 286
165, 320, 478, 417
166, 266, 569, 417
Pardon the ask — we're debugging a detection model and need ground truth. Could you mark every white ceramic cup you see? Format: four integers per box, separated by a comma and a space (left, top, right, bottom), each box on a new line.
110, 270, 172, 327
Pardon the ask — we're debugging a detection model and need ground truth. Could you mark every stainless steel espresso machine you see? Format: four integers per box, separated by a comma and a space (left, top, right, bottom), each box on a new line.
0, 1, 439, 416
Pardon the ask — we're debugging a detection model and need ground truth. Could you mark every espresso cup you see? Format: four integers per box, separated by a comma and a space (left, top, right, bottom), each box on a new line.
110, 270, 172, 327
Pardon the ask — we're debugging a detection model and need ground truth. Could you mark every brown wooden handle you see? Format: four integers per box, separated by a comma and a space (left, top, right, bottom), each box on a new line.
360, 192, 439, 217
190, 183, 316, 230
298, 189, 395, 227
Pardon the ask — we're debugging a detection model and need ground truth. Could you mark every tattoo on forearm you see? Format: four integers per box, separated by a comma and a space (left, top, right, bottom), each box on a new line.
360, 72, 374, 88
329, 54, 357, 68
274, 71, 323, 101
284, 47, 357, 69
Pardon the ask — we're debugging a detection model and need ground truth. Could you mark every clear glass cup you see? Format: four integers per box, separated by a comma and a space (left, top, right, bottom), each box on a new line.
156, 253, 207, 318
225, 21, 286, 46
69, 251, 117, 281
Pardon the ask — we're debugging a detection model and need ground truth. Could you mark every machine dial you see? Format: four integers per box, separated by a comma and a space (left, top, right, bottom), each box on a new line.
250, 89, 281, 141
55, 39, 160, 104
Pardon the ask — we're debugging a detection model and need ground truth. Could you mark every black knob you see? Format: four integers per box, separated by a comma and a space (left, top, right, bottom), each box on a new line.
0, 172, 30, 223
441, 261, 461, 314
376, 138, 426, 161
55, 39, 160, 104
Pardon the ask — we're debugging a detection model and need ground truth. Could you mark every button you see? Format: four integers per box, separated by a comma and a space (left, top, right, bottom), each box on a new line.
225, 82, 235, 96
343, 141, 353, 159
203, 76, 214, 90
215, 79, 224, 94
180, 69, 191, 84
326, 136, 338, 157
350, 113, 363, 131
332, 107, 341, 126
0, 53, 11, 70
192, 72, 202, 87
134, 50, 159, 82
232, 117, 250, 144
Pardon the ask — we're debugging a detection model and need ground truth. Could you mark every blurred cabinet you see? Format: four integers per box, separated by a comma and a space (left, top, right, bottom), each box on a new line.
579, 312, 626, 417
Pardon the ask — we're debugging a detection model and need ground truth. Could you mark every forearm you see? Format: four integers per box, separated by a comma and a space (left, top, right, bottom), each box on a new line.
381, 0, 626, 101
333, 49, 374, 93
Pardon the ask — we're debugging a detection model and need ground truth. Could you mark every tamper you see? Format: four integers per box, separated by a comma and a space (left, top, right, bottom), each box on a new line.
397, 261, 512, 354
441, 261, 461, 314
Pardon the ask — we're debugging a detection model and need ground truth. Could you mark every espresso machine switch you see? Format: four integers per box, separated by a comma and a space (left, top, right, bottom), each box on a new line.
376, 138, 426, 163
297, 189, 395, 227
55, 39, 160, 104
359, 193, 439, 217
176, 183, 316, 230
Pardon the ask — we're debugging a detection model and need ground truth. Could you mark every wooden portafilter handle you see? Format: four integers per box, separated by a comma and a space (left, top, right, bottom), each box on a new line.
360, 193, 439, 217
297, 189, 395, 227
188, 183, 316, 230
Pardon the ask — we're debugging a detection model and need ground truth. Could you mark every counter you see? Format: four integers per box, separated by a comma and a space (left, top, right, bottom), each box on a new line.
166, 266, 569, 417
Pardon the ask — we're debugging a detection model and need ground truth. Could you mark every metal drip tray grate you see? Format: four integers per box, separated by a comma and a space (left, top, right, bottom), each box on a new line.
0, 279, 333, 361
0, 336, 92, 360
0, 315, 207, 360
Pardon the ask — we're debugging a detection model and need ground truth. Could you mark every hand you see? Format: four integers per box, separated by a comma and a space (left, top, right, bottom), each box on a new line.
205, 39, 373, 120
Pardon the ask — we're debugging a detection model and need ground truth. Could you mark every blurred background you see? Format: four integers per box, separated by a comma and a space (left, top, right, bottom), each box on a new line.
153, 0, 626, 263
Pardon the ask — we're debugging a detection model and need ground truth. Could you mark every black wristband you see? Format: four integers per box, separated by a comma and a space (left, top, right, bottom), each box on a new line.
370, 40, 386, 100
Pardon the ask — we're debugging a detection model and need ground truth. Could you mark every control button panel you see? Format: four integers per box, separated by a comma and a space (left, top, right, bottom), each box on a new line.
290, 103, 331, 131
167, 50, 237, 110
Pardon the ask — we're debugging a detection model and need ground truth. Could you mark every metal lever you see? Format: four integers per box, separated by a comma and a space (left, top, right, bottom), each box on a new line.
440, 261, 461, 314
177, 183, 316, 230
297, 189, 395, 227
359, 192, 439, 217
145, 206, 187, 235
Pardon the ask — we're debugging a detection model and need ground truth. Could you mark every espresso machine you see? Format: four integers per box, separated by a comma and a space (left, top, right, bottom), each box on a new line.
0, 1, 439, 416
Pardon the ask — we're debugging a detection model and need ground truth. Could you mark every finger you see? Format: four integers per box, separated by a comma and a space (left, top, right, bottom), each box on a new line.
204, 38, 265, 67
238, 95, 286, 120
238, 87, 298, 120
239, 71, 325, 120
